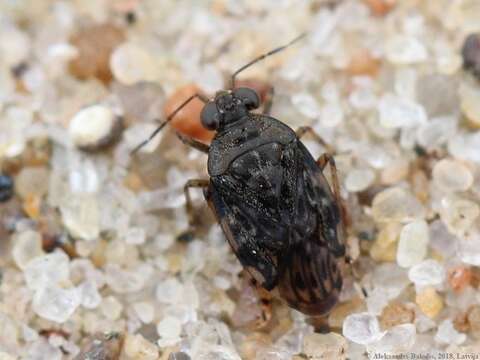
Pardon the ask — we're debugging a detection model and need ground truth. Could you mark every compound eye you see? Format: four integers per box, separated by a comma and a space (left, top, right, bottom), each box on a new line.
233, 87, 260, 110
200, 101, 221, 130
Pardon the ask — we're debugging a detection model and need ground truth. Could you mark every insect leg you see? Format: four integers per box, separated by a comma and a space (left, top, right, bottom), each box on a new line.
316, 153, 340, 199
317, 152, 352, 230
175, 131, 209, 153
295, 126, 334, 153
317, 152, 351, 248
262, 86, 275, 115
249, 276, 273, 329
317, 155, 366, 298
179, 179, 210, 240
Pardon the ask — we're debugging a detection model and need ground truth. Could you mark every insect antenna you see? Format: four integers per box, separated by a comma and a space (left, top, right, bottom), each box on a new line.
130, 93, 208, 155
230, 33, 307, 89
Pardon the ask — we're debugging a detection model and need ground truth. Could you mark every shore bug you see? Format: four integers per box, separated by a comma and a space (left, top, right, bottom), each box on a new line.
132, 34, 348, 317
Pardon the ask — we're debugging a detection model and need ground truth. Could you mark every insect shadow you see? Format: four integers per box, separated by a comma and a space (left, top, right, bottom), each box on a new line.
132, 34, 357, 324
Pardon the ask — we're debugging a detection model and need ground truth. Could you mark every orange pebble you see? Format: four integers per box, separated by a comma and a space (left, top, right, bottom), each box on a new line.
453, 311, 470, 333
348, 49, 380, 77
380, 302, 415, 329
448, 266, 472, 293
163, 84, 214, 143
23, 195, 41, 220
364, 0, 396, 16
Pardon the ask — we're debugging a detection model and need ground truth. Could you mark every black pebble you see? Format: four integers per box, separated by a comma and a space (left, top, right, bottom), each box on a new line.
126, 11, 136, 24
462, 33, 480, 79
0, 174, 14, 202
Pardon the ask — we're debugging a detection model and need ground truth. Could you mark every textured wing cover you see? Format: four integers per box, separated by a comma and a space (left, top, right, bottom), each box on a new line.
277, 240, 342, 315
209, 138, 345, 314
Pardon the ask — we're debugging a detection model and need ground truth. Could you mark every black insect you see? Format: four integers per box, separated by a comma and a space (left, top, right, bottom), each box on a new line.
133, 35, 347, 316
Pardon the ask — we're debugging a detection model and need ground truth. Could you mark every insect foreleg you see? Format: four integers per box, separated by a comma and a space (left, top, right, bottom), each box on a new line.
184, 179, 210, 229
175, 131, 210, 153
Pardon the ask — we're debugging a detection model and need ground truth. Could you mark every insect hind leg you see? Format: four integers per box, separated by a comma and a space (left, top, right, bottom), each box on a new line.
316, 154, 368, 299
316, 153, 352, 252
316, 153, 367, 291
249, 275, 273, 329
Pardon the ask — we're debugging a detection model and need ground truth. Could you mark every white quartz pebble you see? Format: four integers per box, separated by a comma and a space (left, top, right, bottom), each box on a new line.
372, 187, 425, 223
408, 259, 445, 286
69, 104, 119, 150
32, 285, 81, 323
378, 94, 427, 128
303, 332, 348, 360
156, 316, 182, 347
435, 319, 466, 345
133, 302, 155, 324
367, 324, 416, 353
343, 312, 385, 345
386, 35, 427, 64
12, 230, 44, 270
345, 168, 375, 192
24, 251, 70, 291
433, 159, 473, 192
397, 220, 429, 268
